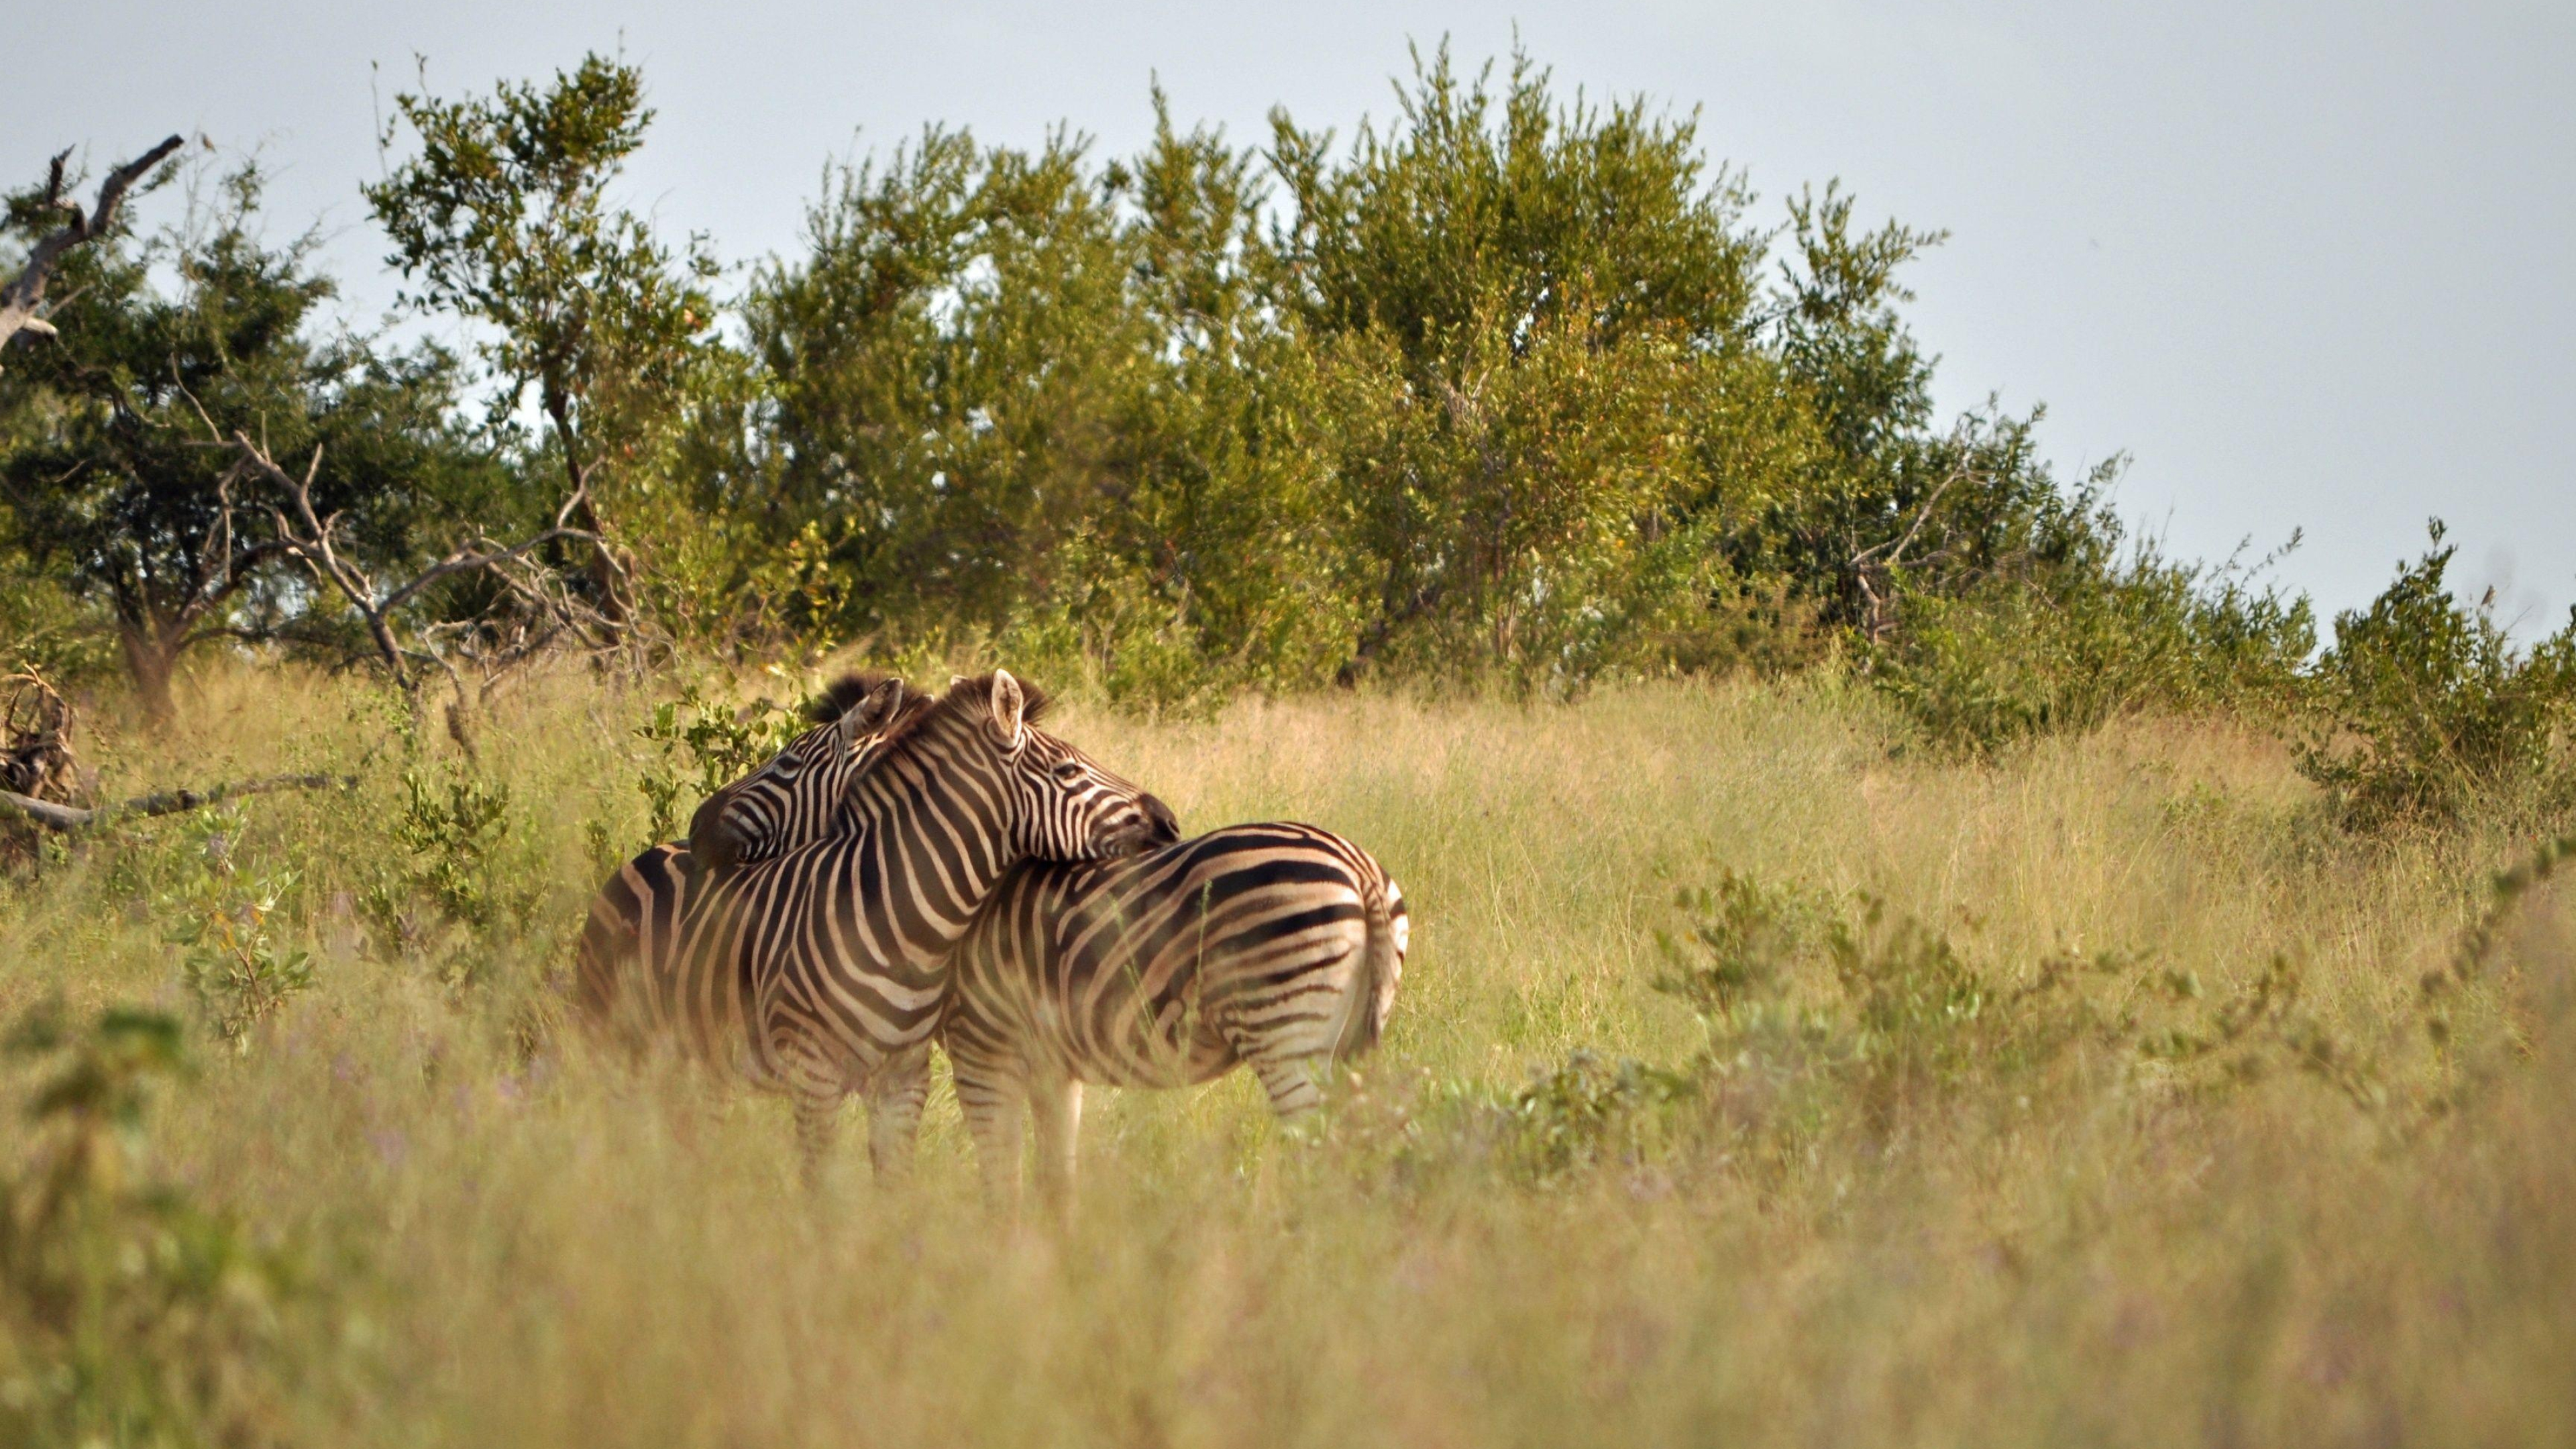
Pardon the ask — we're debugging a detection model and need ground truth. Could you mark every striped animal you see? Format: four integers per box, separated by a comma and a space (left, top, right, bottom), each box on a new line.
933, 821, 1407, 1213
575, 670, 1169, 1174
690, 672, 912, 878
574, 672, 914, 1057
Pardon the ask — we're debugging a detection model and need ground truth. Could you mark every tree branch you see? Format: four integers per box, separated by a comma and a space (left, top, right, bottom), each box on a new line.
0, 134, 185, 358
1847, 445, 1978, 647
1, 771, 351, 834
216, 426, 623, 721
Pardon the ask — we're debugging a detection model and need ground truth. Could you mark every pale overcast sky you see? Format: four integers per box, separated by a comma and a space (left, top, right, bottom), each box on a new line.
10, 1, 2571, 635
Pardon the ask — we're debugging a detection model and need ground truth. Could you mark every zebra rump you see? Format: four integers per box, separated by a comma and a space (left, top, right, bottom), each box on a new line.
938, 820, 1408, 1201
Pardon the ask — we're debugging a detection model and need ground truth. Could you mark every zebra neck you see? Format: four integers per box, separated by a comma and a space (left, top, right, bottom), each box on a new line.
833, 714, 1018, 938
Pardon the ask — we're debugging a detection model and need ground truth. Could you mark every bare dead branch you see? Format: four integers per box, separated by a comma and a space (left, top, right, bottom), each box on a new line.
1, 771, 351, 833
1, 669, 85, 808
0, 133, 185, 358
211, 425, 637, 743
1845, 438, 1982, 647
0, 791, 89, 830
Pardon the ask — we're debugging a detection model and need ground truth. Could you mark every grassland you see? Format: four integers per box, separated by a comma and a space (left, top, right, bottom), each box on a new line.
3, 666, 2572, 1446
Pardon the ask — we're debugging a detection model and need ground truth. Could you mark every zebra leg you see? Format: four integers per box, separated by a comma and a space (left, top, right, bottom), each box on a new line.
1027, 1075, 1084, 1222
792, 1087, 846, 1189
773, 1022, 854, 1189
948, 1041, 1028, 1218
865, 1042, 934, 1185
1243, 1044, 1334, 1121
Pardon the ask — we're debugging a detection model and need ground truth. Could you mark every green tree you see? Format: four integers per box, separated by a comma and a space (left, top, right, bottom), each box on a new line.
744, 127, 1147, 639
1265, 45, 1790, 684
366, 53, 722, 625
714, 42, 2261, 707
2300, 521, 2576, 827
0, 165, 500, 720
1085, 93, 1353, 692
1267, 43, 1764, 373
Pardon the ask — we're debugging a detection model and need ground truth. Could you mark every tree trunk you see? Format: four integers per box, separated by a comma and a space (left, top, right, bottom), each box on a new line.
543, 388, 629, 627
117, 618, 184, 725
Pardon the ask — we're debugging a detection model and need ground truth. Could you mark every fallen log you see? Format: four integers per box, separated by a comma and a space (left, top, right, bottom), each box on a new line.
0, 772, 352, 833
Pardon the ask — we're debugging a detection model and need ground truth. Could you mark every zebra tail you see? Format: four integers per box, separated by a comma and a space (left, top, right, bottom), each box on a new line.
1328, 874, 1405, 1067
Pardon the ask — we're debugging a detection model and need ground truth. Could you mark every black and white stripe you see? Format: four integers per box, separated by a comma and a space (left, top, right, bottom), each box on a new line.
935, 821, 1408, 1212
574, 674, 912, 1049
575, 670, 1167, 1174
688, 672, 910, 877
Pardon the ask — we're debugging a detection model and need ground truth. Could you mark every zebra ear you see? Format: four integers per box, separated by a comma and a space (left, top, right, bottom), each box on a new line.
837, 677, 906, 746
987, 669, 1027, 747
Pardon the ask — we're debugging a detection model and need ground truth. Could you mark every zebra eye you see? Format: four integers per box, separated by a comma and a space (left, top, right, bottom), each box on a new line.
1051, 760, 1085, 783
775, 758, 803, 779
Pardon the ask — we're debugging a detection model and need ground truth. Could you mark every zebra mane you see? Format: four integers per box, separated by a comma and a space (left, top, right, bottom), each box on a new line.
805, 669, 902, 724
850, 670, 1053, 770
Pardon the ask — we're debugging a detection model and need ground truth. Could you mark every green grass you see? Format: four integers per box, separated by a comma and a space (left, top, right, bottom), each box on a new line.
3, 665, 2572, 1446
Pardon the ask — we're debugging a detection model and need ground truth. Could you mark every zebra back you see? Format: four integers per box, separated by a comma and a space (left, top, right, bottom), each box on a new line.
941, 821, 1409, 1105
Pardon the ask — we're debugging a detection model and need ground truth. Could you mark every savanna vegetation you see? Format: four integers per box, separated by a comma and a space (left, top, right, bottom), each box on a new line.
3, 40, 2573, 1449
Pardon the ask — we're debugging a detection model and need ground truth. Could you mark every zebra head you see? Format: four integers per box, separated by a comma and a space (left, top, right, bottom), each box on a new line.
688, 672, 912, 876
966, 669, 1175, 862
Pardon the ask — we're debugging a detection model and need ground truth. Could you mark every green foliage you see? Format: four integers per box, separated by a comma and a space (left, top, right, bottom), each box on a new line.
0, 1004, 305, 1446
13, 40, 2548, 816
2298, 521, 2576, 829
1874, 519, 2316, 752
5, 43, 2342, 731
731, 47, 2052, 699
367, 52, 723, 625
162, 809, 314, 1053
1269, 43, 1762, 368
367, 54, 719, 455
1503, 860, 2516, 1188
0, 551, 114, 686
1771, 181, 1945, 472
361, 763, 543, 984
0, 163, 503, 718
631, 682, 801, 845
1501, 1050, 1692, 1183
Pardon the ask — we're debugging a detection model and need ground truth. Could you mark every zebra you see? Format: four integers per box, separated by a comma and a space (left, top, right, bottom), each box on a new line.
590, 673, 1403, 1208
574, 669, 1172, 1175
929, 821, 1407, 1214
573, 670, 914, 1060
690, 671, 912, 878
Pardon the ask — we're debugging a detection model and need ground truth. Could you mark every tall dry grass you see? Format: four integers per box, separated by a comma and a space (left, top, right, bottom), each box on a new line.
2, 664, 2570, 1446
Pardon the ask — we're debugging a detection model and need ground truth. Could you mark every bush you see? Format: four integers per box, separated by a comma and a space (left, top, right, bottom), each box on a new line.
361, 763, 546, 986
1499, 863, 2479, 1189
630, 682, 804, 847
164, 808, 315, 1053
0, 557, 115, 688
1872, 515, 2314, 753
0, 1004, 309, 1446
2298, 521, 2576, 829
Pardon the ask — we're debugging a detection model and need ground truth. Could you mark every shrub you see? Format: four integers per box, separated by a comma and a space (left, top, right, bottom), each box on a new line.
1589, 867, 2450, 1185
0, 1004, 307, 1446
362, 763, 546, 985
2298, 521, 2576, 829
1501, 1051, 1693, 1183
0, 558, 115, 687
1872, 523, 2314, 753
163, 808, 315, 1053
631, 682, 804, 847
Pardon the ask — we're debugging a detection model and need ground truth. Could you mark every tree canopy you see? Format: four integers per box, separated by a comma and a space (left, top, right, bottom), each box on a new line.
0, 42, 2348, 738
